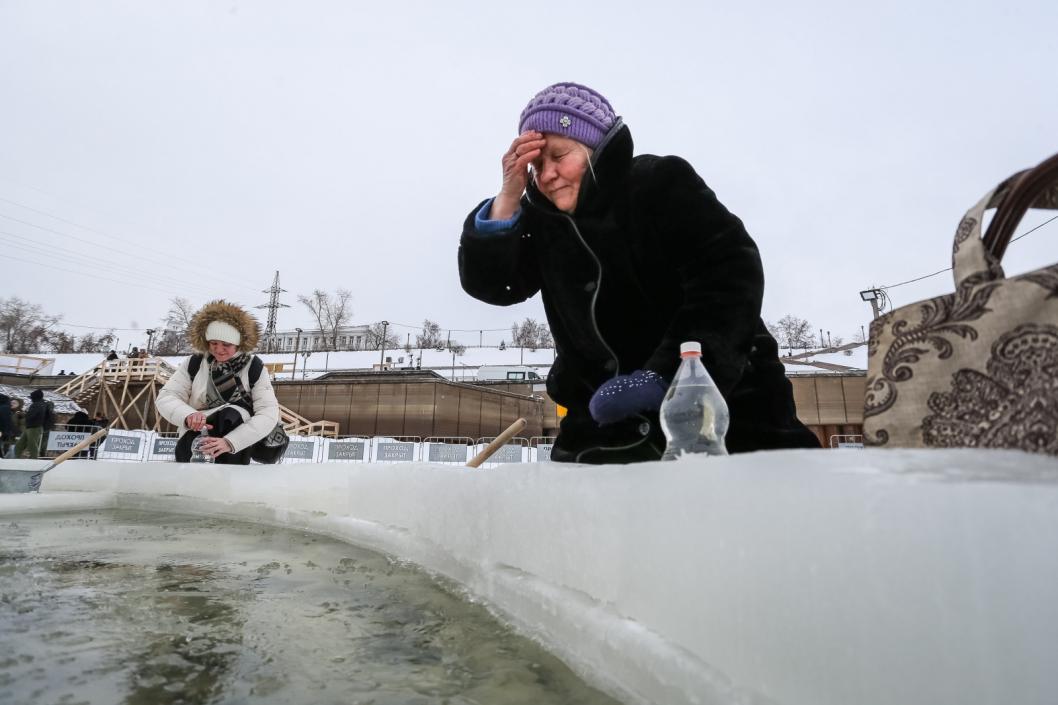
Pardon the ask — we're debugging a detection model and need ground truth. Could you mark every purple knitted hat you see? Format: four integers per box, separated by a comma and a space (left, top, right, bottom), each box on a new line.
518, 82, 617, 150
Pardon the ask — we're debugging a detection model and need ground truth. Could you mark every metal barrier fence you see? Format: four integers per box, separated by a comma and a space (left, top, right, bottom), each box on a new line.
423, 437, 474, 465
40, 424, 101, 459
829, 434, 865, 449
97, 429, 152, 462
322, 435, 372, 463
474, 435, 530, 468
28, 429, 558, 466
530, 436, 556, 463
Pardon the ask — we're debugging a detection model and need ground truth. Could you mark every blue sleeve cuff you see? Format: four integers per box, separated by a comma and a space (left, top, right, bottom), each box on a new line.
474, 198, 521, 233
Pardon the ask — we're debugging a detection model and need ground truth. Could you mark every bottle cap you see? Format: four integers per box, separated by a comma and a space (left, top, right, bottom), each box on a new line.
679, 341, 702, 355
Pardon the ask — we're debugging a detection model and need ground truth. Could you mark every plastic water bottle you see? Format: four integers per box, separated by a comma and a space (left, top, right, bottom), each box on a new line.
190, 430, 213, 463
660, 341, 729, 459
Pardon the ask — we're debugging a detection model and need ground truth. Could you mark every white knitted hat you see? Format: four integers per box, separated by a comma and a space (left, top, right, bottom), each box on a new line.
205, 320, 241, 346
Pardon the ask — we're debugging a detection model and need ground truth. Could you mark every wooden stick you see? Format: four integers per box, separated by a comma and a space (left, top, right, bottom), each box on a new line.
467, 418, 527, 468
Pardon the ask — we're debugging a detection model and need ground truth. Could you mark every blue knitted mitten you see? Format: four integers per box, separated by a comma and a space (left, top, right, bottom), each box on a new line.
588, 370, 668, 426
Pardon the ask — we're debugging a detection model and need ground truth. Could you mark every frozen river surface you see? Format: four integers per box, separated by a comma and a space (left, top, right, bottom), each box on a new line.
0, 510, 620, 705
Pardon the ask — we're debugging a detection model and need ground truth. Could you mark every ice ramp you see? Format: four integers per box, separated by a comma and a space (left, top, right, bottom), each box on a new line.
2, 449, 1056, 705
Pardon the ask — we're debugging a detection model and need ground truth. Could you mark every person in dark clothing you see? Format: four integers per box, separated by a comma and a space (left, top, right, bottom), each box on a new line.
106, 350, 119, 361
11, 397, 25, 437
65, 410, 94, 457
459, 82, 821, 464
14, 389, 48, 459
39, 399, 56, 454
0, 393, 16, 457
68, 410, 92, 430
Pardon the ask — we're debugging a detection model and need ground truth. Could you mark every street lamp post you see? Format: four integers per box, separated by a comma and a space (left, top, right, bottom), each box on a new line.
379, 320, 389, 370
292, 327, 302, 380
859, 288, 884, 319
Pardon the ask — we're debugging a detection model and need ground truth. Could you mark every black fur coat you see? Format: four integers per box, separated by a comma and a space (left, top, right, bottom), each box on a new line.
459, 122, 819, 462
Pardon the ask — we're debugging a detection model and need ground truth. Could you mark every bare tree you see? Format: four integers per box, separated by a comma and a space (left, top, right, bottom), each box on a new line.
415, 319, 445, 350
298, 289, 353, 351
48, 331, 77, 353
366, 321, 399, 350
511, 318, 553, 350
153, 297, 196, 355
766, 314, 814, 350
0, 297, 61, 353
75, 331, 116, 353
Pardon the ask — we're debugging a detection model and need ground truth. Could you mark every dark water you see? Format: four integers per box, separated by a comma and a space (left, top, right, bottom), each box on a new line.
0, 510, 621, 705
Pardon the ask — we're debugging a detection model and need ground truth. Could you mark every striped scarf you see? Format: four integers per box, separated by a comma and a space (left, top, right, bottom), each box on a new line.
205, 353, 254, 414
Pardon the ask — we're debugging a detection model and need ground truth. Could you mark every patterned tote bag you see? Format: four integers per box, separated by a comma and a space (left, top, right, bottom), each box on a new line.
864, 152, 1058, 454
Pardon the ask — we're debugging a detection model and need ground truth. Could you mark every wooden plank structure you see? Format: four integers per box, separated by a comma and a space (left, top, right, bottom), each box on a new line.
0, 353, 53, 376
55, 357, 339, 437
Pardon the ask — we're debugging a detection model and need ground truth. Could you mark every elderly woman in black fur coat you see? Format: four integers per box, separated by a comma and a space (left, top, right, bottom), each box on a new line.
459, 82, 820, 464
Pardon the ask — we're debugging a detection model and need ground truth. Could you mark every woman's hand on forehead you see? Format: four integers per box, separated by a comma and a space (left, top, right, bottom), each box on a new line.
493, 130, 547, 219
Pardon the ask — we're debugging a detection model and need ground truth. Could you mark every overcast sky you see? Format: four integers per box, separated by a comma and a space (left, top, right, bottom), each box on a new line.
2, 0, 1055, 351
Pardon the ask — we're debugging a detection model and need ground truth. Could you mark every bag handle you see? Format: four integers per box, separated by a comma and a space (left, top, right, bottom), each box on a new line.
952, 151, 1058, 286
982, 152, 1058, 261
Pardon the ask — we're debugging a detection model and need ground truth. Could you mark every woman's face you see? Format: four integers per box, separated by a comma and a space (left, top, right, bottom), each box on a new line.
209, 340, 238, 363
530, 134, 591, 213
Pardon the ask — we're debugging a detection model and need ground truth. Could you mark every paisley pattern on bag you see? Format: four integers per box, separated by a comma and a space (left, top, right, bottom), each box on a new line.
921, 324, 1058, 453
1024, 262, 1058, 299
952, 215, 977, 253
863, 275, 1002, 445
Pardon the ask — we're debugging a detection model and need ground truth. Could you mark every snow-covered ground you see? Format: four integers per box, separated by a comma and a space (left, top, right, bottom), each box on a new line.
22, 342, 866, 382
34, 347, 558, 381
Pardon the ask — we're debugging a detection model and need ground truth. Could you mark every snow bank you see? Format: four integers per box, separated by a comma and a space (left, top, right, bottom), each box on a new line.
3, 449, 1056, 705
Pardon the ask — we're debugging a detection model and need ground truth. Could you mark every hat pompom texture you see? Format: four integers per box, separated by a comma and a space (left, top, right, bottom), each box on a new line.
189, 299, 261, 353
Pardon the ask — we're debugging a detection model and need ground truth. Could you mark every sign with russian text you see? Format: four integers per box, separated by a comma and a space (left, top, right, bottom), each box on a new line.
152, 437, 177, 457
488, 444, 523, 463
376, 442, 415, 462
46, 431, 92, 452
327, 441, 366, 461
103, 434, 142, 455
284, 440, 317, 460
427, 444, 468, 463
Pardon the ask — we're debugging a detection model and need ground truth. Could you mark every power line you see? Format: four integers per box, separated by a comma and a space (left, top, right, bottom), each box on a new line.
0, 198, 263, 292
0, 230, 229, 299
386, 321, 511, 332
2, 251, 217, 298
879, 213, 1058, 291
1010, 213, 1058, 243
0, 191, 265, 290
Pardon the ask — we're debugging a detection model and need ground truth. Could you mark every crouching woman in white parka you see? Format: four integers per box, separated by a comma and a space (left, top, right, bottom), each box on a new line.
156, 300, 285, 464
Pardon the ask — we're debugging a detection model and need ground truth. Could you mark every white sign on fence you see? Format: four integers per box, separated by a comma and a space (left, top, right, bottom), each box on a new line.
371, 440, 419, 463
98, 430, 147, 462
324, 439, 369, 462
474, 443, 528, 467
533, 443, 554, 462
148, 433, 178, 461
281, 436, 321, 463
424, 442, 470, 464
46, 431, 92, 452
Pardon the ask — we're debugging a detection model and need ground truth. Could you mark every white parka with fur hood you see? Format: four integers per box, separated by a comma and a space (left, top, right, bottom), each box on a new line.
155, 300, 280, 453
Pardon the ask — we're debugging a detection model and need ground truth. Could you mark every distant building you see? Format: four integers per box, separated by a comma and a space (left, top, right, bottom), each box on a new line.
269, 325, 374, 352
